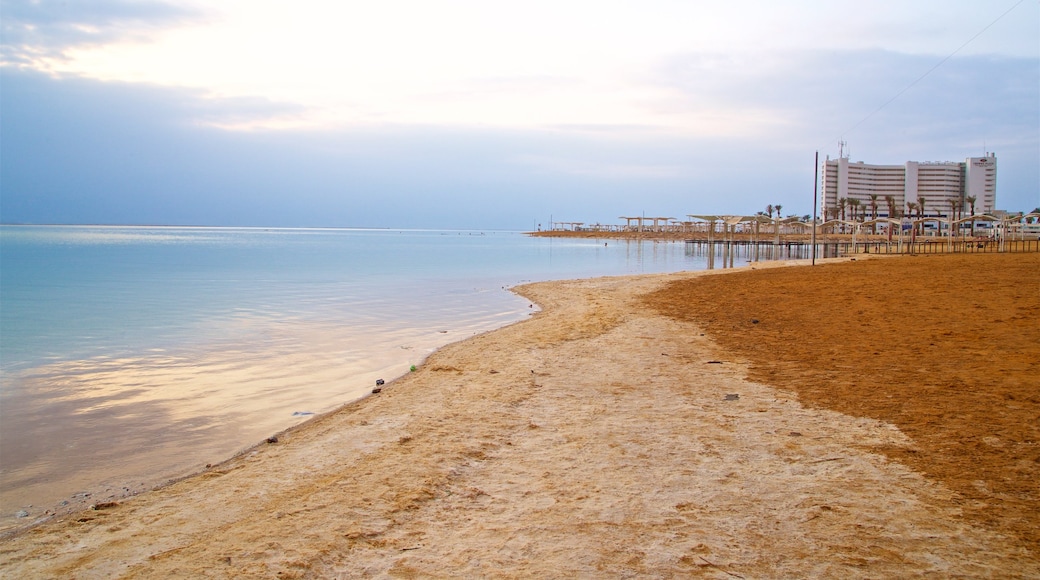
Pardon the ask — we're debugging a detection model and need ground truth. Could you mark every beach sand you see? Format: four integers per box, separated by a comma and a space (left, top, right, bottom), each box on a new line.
1, 253, 1037, 577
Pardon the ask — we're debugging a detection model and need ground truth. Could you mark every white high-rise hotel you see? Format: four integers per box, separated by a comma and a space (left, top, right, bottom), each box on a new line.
821, 153, 997, 220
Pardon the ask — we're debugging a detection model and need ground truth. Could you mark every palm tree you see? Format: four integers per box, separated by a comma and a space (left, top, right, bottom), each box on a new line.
918, 198, 927, 235
966, 195, 978, 237
848, 198, 861, 240
838, 198, 847, 232
884, 195, 896, 218
868, 194, 878, 218
884, 195, 896, 237
907, 202, 917, 235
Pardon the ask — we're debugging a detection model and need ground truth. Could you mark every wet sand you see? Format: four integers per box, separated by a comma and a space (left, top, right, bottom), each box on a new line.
1, 253, 1037, 577
0, 310, 529, 533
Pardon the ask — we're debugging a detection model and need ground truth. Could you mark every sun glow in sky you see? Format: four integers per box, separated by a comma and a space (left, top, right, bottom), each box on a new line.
2, 0, 1037, 227
22, 0, 1038, 130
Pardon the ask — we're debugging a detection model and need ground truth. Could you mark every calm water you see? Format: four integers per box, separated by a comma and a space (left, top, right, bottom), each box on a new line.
0, 226, 709, 527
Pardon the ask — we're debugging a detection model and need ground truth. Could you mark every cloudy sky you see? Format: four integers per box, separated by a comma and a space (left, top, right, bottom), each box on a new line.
2, 0, 1037, 229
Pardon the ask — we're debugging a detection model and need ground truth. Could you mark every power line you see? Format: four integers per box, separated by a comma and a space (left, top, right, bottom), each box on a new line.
833, 0, 1028, 146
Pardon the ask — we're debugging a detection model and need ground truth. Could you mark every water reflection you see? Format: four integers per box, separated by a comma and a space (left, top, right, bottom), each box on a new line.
684, 241, 821, 269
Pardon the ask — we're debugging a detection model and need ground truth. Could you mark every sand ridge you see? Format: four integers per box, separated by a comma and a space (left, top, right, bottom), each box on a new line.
1, 256, 1037, 577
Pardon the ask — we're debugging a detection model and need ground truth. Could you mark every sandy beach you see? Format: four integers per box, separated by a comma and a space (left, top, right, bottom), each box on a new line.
1, 253, 1037, 577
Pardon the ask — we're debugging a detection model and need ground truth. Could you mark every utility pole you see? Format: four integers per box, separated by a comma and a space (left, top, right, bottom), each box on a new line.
812, 151, 819, 266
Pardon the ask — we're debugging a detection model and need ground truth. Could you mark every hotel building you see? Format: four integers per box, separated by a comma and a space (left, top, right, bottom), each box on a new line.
821, 153, 997, 220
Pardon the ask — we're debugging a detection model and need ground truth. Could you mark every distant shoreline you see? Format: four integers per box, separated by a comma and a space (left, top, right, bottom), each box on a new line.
526, 230, 1040, 253
527, 229, 812, 241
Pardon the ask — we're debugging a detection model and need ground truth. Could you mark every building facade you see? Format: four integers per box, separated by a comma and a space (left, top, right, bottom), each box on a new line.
821, 153, 996, 221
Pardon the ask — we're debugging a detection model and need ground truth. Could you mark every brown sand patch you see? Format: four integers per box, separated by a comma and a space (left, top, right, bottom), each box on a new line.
645, 252, 1040, 551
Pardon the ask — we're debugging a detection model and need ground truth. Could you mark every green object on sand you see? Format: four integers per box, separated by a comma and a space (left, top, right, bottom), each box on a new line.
410, 365, 417, 372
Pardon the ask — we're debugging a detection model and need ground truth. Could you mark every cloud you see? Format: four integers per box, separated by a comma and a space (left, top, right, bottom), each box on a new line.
644, 48, 1038, 152
2, 61, 1036, 231
0, 0, 204, 65
510, 155, 685, 180
0, 67, 762, 227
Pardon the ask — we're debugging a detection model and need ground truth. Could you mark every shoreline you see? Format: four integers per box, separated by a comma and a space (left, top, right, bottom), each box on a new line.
2, 254, 1036, 577
0, 299, 535, 536
0, 307, 536, 540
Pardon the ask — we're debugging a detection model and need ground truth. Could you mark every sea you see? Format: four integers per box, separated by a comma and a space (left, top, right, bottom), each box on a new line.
0, 225, 714, 529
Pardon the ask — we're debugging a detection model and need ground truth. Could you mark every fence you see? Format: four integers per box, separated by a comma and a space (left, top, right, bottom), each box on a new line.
684, 237, 1039, 267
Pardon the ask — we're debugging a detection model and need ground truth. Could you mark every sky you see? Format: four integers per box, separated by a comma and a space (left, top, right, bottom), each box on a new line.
2, 0, 1038, 229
